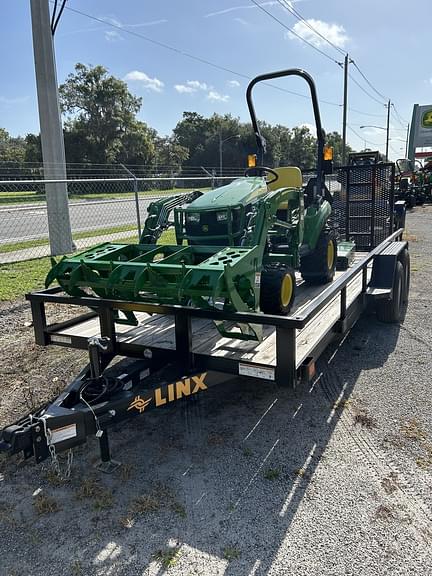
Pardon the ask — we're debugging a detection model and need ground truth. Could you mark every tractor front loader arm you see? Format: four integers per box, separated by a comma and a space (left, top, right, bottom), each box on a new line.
139, 190, 202, 244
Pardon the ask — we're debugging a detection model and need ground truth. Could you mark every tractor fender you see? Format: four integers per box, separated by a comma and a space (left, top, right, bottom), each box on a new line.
303, 200, 332, 251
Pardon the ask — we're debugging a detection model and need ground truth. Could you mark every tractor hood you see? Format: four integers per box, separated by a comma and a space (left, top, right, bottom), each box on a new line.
186, 177, 267, 210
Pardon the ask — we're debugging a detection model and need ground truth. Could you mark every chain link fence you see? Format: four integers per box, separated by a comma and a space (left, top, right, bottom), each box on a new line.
0, 163, 242, 263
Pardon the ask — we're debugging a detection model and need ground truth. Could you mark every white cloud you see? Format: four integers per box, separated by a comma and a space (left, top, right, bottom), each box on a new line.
124, 71, 164, 92
0, 96, 29, 105
101, 15, 168, 28
287, 19, 348, 49
207, 91, 230, 103
104, 30, 122, 42
186, 80, 208, 91
174, 80, 208, 94
227, 80, 241, 88
175, 84, 196, 94
205, 1, 278, 18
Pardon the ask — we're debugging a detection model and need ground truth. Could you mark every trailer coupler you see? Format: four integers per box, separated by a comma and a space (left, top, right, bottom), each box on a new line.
0, 338, 227, 469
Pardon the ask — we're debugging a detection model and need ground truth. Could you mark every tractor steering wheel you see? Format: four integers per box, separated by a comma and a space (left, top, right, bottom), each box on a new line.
244, 166, 279, 185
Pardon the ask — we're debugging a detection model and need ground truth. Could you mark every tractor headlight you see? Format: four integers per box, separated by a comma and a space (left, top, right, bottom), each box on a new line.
186, 213, 200, 223
216, 211, 228, 222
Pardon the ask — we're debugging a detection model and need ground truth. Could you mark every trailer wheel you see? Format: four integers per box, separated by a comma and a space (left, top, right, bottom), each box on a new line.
398, 249, 410, 303
260, 266, 296, 315
376, 261, 404, 323
300, 229, 337, 285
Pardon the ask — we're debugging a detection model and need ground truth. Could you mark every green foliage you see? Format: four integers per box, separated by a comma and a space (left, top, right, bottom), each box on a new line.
59, 63, 154, 164
2, 62, 353, 172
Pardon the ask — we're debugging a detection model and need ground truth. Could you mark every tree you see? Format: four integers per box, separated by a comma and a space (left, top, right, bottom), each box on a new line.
325, 131, 353, 165
0, 128, 26, 162
59, 63, 154, 164
154, 136, 189, 171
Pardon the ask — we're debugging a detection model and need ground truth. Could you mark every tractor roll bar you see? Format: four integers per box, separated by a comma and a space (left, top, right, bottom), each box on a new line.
246, 68, 325, 197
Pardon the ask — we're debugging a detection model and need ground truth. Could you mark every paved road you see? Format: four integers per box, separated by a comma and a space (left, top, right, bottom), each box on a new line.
0, 196, 158, 243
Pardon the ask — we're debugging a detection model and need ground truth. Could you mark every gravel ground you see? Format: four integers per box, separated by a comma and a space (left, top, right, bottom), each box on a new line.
0, 207, 431, 576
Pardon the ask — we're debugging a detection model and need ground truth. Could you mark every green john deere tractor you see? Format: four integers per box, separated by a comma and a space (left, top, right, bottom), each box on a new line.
46, 68, 336, 341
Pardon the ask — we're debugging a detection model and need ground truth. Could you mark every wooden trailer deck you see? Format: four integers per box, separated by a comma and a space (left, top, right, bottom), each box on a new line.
55, 254, 371, 371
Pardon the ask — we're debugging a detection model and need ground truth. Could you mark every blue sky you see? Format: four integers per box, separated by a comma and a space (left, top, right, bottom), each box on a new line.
1, 0, 431, 159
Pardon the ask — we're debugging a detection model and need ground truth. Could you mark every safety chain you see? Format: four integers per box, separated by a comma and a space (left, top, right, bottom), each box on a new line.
37, 416, 74, 480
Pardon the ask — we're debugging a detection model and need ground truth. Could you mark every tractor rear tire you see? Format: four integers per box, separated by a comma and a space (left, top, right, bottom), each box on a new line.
376, 261, 404, 323
300, 229, 337, 285
260, 266, 296, 315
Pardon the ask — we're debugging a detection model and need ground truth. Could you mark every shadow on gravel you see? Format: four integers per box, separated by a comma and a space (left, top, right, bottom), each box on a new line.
0, 312, 403, 576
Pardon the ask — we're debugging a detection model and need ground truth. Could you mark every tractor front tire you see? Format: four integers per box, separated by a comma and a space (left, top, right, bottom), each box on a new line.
260, 266, 296, 315
300, 229, 337, 285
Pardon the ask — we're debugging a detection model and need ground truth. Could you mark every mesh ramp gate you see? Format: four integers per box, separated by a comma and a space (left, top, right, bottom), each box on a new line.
333, 163, 395, 250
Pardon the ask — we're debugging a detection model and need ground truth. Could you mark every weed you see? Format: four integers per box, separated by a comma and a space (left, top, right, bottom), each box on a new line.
375, 504, 397, 521
222, 546, 241, 561
242, 447, 252, 457
294, 467, 306, 477
33, 493, 59, 515
264, 468, 280, 481
153, 547, 181, 568
400, 419, 426, 441
132, 494, 160, 514
354, 411, 377, 428
71, 560, 82, 575
44, 468, 67, 487
120, 463, 134, 482
92, 489, 114, 511
381, 474, 398, 494
75, 478, 100, 500
172, 502, 187, 518
119, 515, 135, 529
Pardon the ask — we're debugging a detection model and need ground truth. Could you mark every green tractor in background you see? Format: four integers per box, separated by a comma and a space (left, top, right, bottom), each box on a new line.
46, 69, 337, 341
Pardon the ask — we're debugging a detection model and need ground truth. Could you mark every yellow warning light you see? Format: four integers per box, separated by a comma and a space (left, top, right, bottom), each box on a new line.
247, 154, 257, 167
324, 146, 333, 161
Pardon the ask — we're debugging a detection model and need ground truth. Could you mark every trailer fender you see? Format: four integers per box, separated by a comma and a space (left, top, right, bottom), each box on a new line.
367, 241, 408, 300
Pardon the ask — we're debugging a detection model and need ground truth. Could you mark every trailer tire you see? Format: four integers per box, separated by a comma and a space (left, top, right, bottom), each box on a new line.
260, 266, 296, 315
300, 229, 337, 285
398, 249, 410, 303
376, 261, 404, 323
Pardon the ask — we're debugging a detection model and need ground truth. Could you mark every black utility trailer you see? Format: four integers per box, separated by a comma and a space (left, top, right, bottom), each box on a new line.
0, 164, 410, 472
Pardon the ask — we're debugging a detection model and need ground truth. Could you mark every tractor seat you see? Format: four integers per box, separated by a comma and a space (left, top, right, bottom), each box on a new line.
268, 167, 302, 209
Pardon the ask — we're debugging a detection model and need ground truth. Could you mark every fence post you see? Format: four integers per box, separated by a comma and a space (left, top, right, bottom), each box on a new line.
121, 164, 141, 241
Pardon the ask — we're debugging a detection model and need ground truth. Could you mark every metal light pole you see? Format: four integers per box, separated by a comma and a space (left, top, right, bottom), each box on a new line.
218, 132, 240, 177
359, 123, 390, 161
341, 53, 349, 165
30, 0, 73, 255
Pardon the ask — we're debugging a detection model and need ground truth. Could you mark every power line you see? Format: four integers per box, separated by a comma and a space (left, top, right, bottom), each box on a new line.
62, 3, 343, 108
51, 0, 67, 35
276, 0, 346, 56
391, 104, 409, 128
348, 73, 387, 106
248, 0, 340, 64
350, 60, 388, 102
347, 125, 384, 147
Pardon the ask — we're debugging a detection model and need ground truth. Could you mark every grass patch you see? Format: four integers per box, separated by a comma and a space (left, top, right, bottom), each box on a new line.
0, 257, 51, 300
0, 223, 137, 254
33, 493, 60, 515
263, 468, 280, 481
222, 546, 241, 561
0, 187, 211, 206
153, 547, 181, 569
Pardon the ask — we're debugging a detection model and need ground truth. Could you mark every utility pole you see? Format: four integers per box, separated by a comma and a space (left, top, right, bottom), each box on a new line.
341, 53, 349, 165
30, 0, 73, 255
385, 100, 391, 162
219, 130, 223, 177
405, 123, 409, 158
